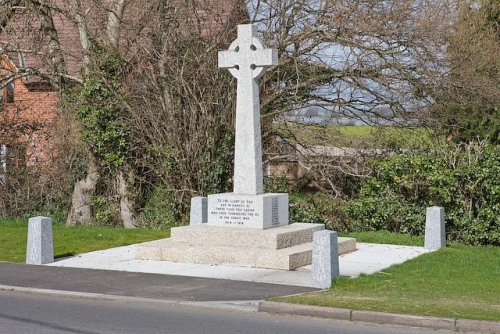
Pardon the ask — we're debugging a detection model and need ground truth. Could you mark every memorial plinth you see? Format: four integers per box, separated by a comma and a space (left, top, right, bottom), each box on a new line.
136, 223, 356, 270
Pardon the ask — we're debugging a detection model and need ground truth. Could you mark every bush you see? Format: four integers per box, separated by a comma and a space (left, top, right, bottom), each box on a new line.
136, 183, 183, 229
0, 165, 73, 222
289, 193, 351, 232
265, 176, 351, 232
347, 141, 500, 246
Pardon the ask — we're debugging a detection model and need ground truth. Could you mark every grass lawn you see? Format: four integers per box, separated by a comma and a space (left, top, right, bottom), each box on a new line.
272, 244, 500, 321
0, 219, 170, 263
341, 230, 424, 246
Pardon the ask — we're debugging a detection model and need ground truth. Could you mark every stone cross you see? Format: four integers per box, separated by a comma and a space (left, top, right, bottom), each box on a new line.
218, 24, 278, 195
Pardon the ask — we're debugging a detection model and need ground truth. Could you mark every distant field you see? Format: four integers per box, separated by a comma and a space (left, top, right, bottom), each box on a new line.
277, 124, 441, 149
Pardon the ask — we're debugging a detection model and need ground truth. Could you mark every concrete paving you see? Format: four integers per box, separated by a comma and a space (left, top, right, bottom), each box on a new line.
46, 241, 431, 288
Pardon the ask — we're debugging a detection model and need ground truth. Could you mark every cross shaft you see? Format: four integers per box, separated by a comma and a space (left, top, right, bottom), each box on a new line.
218, 24, 277, 195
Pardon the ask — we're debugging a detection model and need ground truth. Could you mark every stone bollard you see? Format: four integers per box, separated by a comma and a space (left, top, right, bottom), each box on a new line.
190, 197, 208, 225
26, 216, 54, 264
311, 230, 340, 289
424, 206, 446, 250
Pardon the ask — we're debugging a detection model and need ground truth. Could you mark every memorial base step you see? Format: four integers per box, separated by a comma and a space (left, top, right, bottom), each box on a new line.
136, 223, 356, 270
137, 240, 313, 270
170, 223, 325, 249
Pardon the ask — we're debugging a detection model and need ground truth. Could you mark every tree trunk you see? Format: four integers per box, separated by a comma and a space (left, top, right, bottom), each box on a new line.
66, 158, 99, 226
0, 197, 6, 217
64, 0, 92, 77
39, 2, 67, 81
118, 170, 137, 228
106, 0, 126, 48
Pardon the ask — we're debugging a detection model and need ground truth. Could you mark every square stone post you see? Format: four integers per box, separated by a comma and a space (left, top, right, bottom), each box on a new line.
190, 196, 208, 225
311, 230, 339, 288
424, 206, 446, 250
26, 216, 54, 264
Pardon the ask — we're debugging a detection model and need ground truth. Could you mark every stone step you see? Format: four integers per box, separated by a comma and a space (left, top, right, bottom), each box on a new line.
170, 223, 325, 250
136, 236, 357, 271
136, 239, 313, 270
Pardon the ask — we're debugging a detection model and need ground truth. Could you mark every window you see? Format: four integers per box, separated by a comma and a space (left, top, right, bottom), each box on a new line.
0, 81, 14, 104
7, 143, 26, 169
0, 144, 5, 181
6, 81, 14, 103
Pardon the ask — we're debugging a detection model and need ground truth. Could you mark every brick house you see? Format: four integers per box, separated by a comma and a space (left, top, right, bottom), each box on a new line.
0, 0, 246, 178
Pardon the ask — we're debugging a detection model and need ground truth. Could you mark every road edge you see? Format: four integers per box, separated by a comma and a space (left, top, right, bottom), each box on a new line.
0, 285, 259, 312
258, 301, 500, 334
2, 284, 498, 333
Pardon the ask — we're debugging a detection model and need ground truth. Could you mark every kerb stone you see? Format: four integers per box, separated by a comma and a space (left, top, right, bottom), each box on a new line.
424, 206, 446, 250
26, 216, 54, 265
311, 230, 339, 288
190, 196, 208, 225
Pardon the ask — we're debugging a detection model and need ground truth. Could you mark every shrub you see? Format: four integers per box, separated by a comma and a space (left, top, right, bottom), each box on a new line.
289, 193, 351, 232
265, 176, 351, 232
0, 163, 74, 222
347, 141, 500, 246
136, 183, 183, 229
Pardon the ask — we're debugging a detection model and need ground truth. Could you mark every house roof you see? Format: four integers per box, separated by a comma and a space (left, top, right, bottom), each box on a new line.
1, 0, 248, 86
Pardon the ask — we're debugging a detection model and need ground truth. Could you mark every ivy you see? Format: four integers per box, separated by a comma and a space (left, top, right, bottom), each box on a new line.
75, 53, 129, 170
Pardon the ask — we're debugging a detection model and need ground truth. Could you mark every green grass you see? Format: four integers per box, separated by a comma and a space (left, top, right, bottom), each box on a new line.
278, 125, 441, 149
3, 219, 499, 322
0, 219, 170, 263
341, 231, 424, 246
272, 244, 500, 321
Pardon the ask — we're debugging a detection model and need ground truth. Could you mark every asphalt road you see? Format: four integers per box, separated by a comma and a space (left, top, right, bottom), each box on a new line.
0, 262, 316, 301
0, 290, 460, 334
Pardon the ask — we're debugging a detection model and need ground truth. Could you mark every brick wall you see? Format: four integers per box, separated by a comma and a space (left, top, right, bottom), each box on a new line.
0, 61, 59, 167
17, 84, 59, 166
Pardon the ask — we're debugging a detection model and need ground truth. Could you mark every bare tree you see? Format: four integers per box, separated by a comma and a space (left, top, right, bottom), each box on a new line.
432, 0, 500, 143
1, 0, 246, 225
0, 0, 154, 226
124, 0, 247, 222
243, 0, 457, 195
1, 0, 485, 223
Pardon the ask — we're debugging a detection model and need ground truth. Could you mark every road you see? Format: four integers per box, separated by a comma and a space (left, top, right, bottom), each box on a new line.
0, 290, 460, 334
